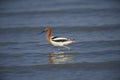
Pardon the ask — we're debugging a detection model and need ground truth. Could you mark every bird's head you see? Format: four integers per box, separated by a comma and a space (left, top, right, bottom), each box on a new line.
44, 27, 51, 32
40, 26, 51, 34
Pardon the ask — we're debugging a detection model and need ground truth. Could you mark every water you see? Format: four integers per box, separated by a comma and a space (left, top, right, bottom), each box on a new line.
0, 0, 120, 80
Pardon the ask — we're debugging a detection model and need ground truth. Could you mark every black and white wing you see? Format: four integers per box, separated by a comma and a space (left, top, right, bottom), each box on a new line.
51, 36, 68, 42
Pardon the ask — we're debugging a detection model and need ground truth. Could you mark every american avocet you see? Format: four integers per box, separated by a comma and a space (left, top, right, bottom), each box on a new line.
40, 27, 75, 50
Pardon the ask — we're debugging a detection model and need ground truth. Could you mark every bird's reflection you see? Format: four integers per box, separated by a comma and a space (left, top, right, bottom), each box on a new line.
48, 51, 72, 64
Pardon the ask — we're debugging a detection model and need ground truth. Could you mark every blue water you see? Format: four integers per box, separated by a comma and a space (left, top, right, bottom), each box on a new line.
0, 0, 120, 80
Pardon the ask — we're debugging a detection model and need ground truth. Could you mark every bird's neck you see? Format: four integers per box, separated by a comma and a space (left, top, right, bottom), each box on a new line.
46, 30, 51, 43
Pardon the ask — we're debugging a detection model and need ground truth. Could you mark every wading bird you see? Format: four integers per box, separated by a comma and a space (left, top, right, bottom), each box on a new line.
40, 27, 75, 50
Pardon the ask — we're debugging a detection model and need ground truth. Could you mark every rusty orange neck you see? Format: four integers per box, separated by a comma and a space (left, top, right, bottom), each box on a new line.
46, 29, 51, 43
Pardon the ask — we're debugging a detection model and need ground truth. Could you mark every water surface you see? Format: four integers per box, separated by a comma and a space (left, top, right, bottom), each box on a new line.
0, 0, 120, 80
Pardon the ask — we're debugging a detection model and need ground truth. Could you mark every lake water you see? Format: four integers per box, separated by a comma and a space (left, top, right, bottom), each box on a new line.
0, 0, 120, 80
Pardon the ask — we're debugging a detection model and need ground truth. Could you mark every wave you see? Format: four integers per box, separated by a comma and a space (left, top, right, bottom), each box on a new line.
0, 25, 120, 32
0, 41, 39, 45
1, 7, 119, 16
1, 61, 120, 71
76, 39, 120, 45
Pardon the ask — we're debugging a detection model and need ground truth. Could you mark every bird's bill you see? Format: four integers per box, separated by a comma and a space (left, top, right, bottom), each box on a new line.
40, 31, 45, 34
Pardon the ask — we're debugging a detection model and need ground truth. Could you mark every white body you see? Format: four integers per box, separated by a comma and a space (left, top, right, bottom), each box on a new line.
50, 36, 75, 47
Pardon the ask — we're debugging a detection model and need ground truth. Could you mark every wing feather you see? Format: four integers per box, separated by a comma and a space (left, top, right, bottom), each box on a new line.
51, 36, 68, 42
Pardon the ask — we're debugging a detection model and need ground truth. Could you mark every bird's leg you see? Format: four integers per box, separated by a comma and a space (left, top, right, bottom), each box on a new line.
63, 46, 71, 50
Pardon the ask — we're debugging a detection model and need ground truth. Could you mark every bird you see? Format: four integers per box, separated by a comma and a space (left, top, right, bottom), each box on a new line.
40, 27, 75, 50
